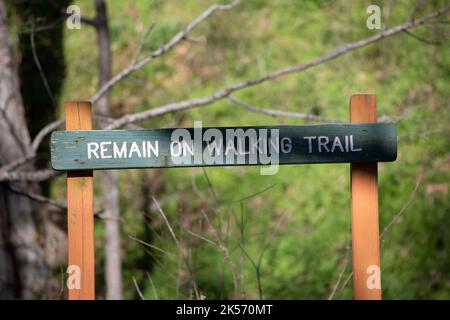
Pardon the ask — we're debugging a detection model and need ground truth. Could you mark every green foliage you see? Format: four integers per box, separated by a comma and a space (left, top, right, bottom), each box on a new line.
52, 0, 449, 299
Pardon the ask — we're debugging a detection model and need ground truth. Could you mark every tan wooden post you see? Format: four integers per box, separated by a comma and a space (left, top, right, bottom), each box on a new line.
350, 94, 382, 300
66, 102, 95, 299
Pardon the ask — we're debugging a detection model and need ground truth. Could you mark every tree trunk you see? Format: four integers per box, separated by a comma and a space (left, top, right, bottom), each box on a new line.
0, 0, 49, 298
15, 0, 70, 196
95, 0, 123, 300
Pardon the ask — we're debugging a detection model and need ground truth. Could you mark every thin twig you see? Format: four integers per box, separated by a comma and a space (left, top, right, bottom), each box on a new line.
202, 168, 219, 203
201, 209, 240, 293
233, 184, 276, 203
2, 182, 115, 220
0, 168, 60, 182
152, 196, 180, 247
3, 182, 66, 210
30, 22, 57, 109
128, 234, 173, 257
20, 16, 66, 34
328, 223, 352, 300
403, 29, 444, 45
146, 272, 159, 300
229, 95, 343, 123
132, 276, 145, 300
0, 118, 64, 174
132, 18, 158, 65
152, 196, 201, 299
186, 229, 217, 247
380, 172, 423, 238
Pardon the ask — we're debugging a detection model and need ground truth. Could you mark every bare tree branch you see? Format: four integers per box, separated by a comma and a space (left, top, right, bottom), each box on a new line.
104, 5, 449, 129
399, 127, 449, 141
1, 5, 448, 182
0, 115, 138, 175
1, 19, 64, 174
0, 118, 65, 174
94, 114, 143, 129
2, 182, 114, 220
90, 0, 242, 104
230, 95, 410, 123
3, 182, 66, 210
228, 95, 344, 123
20, 16, 66, 34
0, 169, 60, 182
32, 119, 64, 151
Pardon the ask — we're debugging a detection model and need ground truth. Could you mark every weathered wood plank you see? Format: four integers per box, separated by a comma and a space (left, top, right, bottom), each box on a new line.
51, 123, 397, 170
66, 102, 95, 300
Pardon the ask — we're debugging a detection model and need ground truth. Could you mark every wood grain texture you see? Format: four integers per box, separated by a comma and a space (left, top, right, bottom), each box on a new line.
350, 94, 382, 300
66, 102, 95, 300
51, 123, 397, 170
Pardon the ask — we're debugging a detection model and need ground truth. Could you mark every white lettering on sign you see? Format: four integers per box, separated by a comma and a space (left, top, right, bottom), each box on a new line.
87, 141, 159, 159
87, 134, 362, 160
87, 142, 99, 159
113, 142, 127, 158
281, 137, 292, 153
100, 141, 112, 158
52, 122, 397, 172
169, 125, 284, 166
303, 135, 362, 154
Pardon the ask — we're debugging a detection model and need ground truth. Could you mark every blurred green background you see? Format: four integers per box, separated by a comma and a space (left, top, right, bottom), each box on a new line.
14, 0, 450, 299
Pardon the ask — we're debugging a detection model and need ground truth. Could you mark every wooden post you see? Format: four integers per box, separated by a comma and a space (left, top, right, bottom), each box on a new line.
66, 102, 95, 300
350, 94, 382, 300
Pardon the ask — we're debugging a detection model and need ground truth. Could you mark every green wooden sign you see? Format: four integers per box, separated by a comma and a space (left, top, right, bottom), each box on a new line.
50, 123, 397, 171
